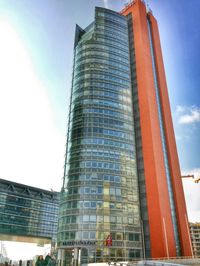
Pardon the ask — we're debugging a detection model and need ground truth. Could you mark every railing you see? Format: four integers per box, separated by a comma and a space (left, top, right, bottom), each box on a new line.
137, 262, 182, 266
85, 256, 200, 266
105, 256, 200, 266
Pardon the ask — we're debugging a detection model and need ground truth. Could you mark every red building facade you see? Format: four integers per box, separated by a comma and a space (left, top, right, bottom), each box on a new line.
121, 0, 192, 258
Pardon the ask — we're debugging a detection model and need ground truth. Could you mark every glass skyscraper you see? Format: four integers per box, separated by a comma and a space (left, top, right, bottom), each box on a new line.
58, 0, 192, 264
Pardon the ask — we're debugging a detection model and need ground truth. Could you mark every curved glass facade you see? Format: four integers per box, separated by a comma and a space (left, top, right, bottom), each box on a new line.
58, 7, 142, 264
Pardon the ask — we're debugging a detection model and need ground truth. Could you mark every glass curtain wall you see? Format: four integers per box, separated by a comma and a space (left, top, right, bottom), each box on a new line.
58, 7, 143, 263
0, 179, 58, 240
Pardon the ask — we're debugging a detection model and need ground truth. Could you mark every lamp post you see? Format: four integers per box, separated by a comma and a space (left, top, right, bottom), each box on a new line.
123, 225, 126, 262
122, 205, 128, 262
140, 219, 146, 260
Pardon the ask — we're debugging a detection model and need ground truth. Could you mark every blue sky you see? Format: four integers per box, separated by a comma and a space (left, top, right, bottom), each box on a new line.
0, 0, 199, 228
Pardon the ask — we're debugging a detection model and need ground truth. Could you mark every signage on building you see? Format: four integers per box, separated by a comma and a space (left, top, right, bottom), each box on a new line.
62, 240, 97, 247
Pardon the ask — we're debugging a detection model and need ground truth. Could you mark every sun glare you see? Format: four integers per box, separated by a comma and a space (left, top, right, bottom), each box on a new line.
3, 241, 51, 261
0, 19, 64, 191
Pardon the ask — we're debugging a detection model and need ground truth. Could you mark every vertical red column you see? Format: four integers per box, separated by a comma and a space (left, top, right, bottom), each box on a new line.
148, 13, 192, 256
121, 0, 179, 258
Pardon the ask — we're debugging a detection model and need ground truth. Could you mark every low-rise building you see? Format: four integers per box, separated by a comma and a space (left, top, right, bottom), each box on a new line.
190, 222, 200, 256
0, 178, 59, 246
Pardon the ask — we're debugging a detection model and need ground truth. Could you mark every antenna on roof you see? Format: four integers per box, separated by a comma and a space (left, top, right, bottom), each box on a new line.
144, 0, 150, 12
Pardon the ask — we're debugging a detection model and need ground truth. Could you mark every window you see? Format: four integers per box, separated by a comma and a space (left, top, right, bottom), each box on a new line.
83, 231, 89, 239
85, 188, 90, 194
70, 231, 75, 239
116, 233, 122, 240
90, 231, 95, 239
116, 188, 121, 196
90, 215, 96, 222
110, 188, 115, 195
97, 187, 103, 194
110, 216, 116, 223
83, 215, 89, 222
71, 216, 76, 223
91, 202, 96, 208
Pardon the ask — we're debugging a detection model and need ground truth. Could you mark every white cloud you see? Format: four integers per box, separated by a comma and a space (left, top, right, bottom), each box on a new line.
179, 109, 200, 124
0, 20, 65, 191
182, 168, 200, 222
176, 105, 200, 124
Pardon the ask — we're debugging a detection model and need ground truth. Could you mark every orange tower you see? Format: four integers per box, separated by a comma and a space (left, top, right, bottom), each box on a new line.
121, 0, 192, 258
